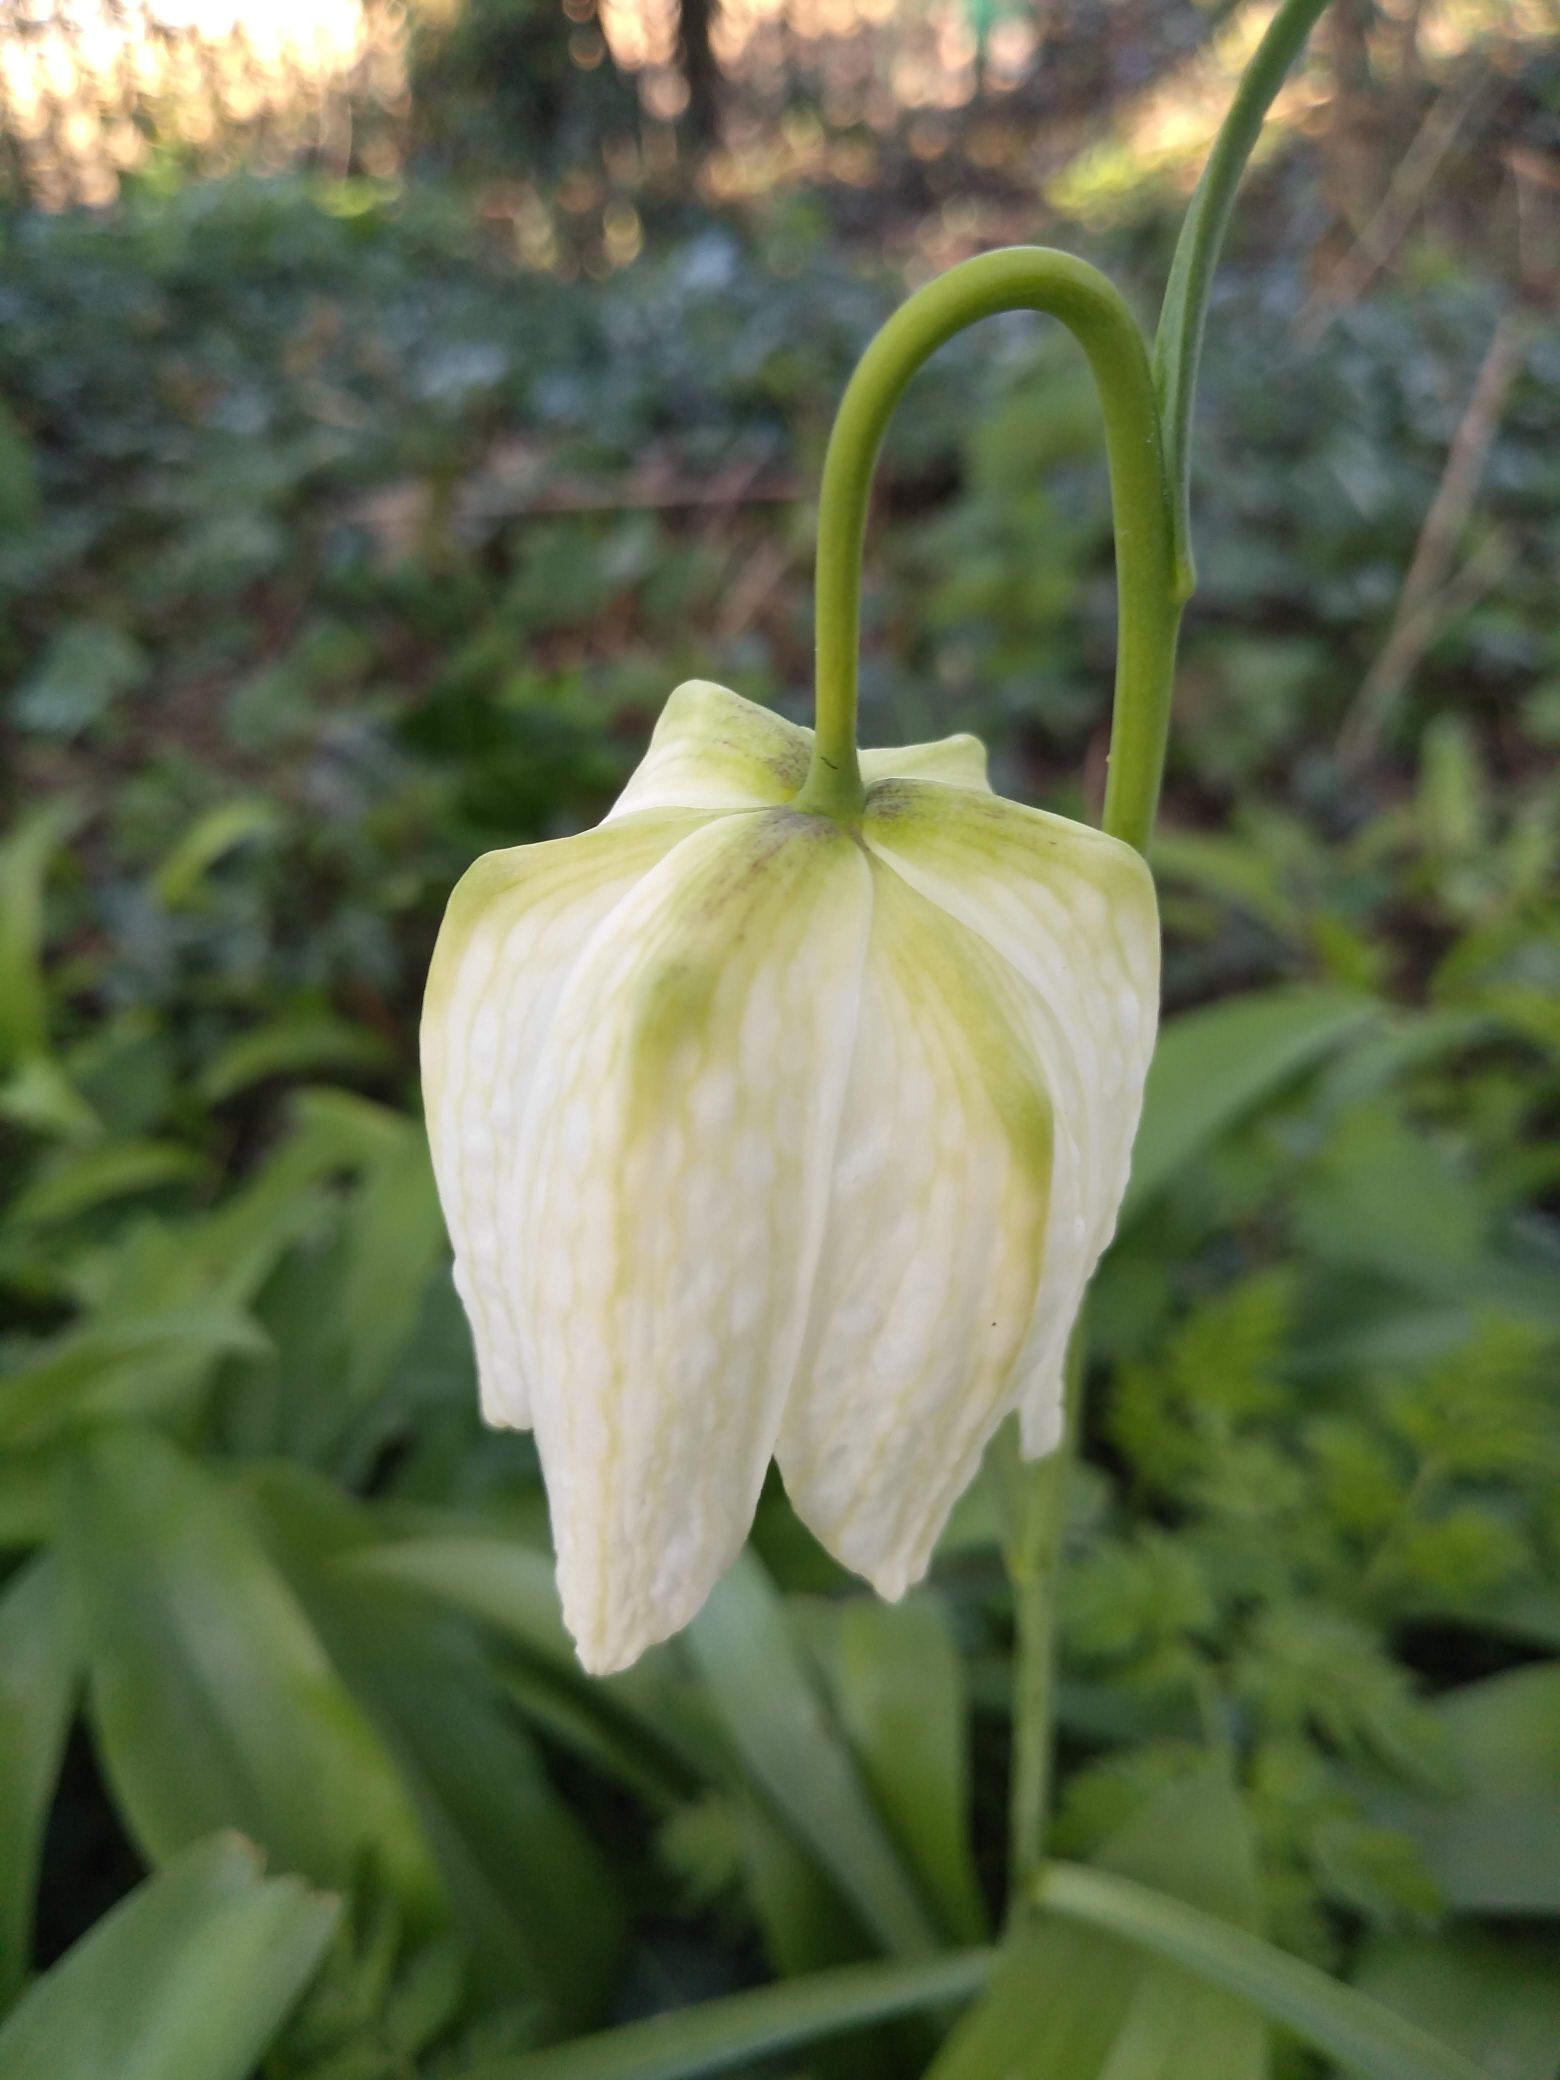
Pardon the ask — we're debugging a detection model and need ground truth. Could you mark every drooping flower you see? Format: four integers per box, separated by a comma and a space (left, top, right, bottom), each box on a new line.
422, 680, 1159, 1673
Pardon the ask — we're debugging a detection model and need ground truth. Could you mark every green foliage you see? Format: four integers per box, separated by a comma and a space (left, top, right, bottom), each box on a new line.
0, 1834, 337, 2080
0, 143, 1555, 2080
932, 1770, 1268, 2080
1060, 1257, 1557, 1956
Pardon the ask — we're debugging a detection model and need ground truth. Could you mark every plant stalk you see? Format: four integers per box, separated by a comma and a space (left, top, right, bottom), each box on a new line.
804, 0, 1335, 1936
801, 247, 1183, 851
1154, 0, 1335, 581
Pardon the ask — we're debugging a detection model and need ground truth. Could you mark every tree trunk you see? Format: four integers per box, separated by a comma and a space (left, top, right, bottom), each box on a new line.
679, 0, 721, 149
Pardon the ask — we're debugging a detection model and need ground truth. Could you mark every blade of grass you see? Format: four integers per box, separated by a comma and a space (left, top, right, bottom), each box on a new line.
686, 1550, 941, 1957
453, 1948, 993, 2080
1036, 1862, 1491, 2080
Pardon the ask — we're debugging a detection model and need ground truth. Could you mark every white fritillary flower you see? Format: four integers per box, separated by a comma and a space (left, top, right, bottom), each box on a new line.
421, 681, 1159, 1674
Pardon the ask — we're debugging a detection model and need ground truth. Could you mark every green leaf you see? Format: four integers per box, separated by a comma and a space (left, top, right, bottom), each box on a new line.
0, 1557, 79, 2002
931, 1766, 1267, 2080
496, 1661, 690, 1810
253, 1470, 625, 2031
733, 1798, 872, 1980
0, 801, 76, 1073
1308, 1009, 1493, 1119
6, 1138, 204, 1227
346, 1531, 577, 1662
283, 1086, 417, 1169
1149, 830, 1302, 939
0, 1447, 64, 1547
62, 1429, 442, 1919
1035, 1862, 1490, 2080
13, 619, 148, 738
685, 1550, 941, 1958
0, 1309, 268, 1448
1123, 987, 1376, 1221
451, 1947, 992, 2080
1452, 1581, 1560, 1654
326, 1579, 624, 2028
1373, 1662, 1560, 1915
151, 797, 279, 911
343, 1531, 714, 1787
0, 1832, 338, 2080
0, 1054, 100, 1142
1292, 1101, 1486, 1289
827, 1594, 987, 1944
1354, 1929, 1560, 2080
199, 1009, 392, 1106
336, 1127, 446, 1404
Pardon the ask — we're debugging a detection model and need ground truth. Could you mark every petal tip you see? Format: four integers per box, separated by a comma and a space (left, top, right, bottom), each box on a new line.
1019, 1393, 1066, 1461
562, 1570, 712, 1678
571, 1631, 639, 1679
607, 681, 810, 821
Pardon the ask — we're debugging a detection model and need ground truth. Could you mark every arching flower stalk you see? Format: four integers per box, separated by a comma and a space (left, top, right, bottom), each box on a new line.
424, 246, 1184, 1677
423, 680, 1159, 1673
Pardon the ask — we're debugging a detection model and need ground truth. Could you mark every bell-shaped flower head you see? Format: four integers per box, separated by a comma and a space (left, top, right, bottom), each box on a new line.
422, 681, 1158, 1673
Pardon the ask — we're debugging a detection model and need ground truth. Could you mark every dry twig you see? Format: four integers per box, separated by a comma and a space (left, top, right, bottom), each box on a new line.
1338, 312, 1525, 768
1302, 74, 1487, 337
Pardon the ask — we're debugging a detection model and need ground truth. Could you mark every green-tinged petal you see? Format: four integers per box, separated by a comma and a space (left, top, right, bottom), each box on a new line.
421, 811, 710, 1429
604, 681, 992, 822
606, 681, 809, 820
778, 856, 1052, 1596
859, 735, 992, 792
862, 780, 1159, 1457
510, 810, 872, 1674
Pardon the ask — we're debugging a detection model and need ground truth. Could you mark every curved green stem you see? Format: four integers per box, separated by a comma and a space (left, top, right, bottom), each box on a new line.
1154, 0, 1334, 581
800, 246, 1183, 853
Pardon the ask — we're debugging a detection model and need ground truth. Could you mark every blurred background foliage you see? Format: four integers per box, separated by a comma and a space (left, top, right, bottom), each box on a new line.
0, 0, 1557, 2075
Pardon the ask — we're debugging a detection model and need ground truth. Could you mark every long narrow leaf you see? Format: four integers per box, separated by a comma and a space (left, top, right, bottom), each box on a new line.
686, 1550, 941, 1957
0, 1310, 268, 1449
0, 801, 75, 1071
323, 1577, 624, 2024
1370, 1660, 1560, 1914
0, 1832, 337, 2080
1354, 1930, 1560, 2080
1123, 988, 1375, 1220
931, 1766, 1266, 2080
1036, 1862, 1491, 2080
6, 1138, 204, 1228
63, 1430, 441, 1917
0, 1557, 78, 2001
344, 1532, 717, 1785
251, 1470, 626, 2031
829, 1595, 987, 1943
454, 1947, 993, 2080
734, 1798, 872, 1981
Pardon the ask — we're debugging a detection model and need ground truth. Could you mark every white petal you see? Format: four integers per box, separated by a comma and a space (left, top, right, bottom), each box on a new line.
605, 681, 809, 821
420, 812, 708, 1429
862, 780, 1159, 1456
606, 681, 993, 823
859, 736, 992, 792
510, 810, 872, 1673
778, 853, 1052, 1597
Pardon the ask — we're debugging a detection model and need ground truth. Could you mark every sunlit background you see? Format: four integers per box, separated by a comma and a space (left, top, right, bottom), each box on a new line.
4, 0, 1552, 241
